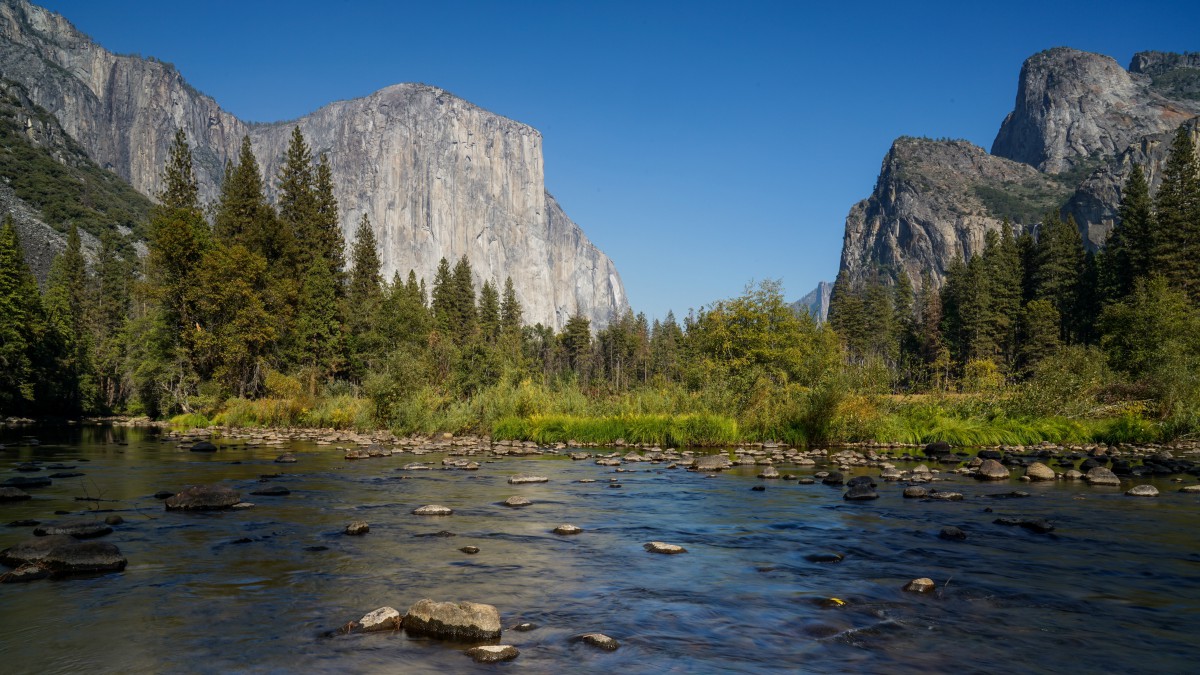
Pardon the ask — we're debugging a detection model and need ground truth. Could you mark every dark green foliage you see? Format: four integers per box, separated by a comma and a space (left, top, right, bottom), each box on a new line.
1150, 126, 1200, 298
346, 214, 384, 378
1099, 165, 1153, 301
1029, 211, 1085, 341
974, 177, 1071, 225
160, 129, 200, 211
1017, 299, 1061, 377
0, 215, 47, 412
478, 280, 500, 344
450, 256, 478, 344
214, 136, 274, 250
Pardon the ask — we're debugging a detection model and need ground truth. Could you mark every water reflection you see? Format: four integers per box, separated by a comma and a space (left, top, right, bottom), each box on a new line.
1, 426, 1198, 673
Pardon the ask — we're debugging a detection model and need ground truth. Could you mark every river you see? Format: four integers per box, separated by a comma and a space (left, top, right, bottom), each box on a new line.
1, 425, 1198, 674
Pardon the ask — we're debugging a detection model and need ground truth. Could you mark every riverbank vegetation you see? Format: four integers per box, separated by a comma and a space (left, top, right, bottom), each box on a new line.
2, 127, 1199, 446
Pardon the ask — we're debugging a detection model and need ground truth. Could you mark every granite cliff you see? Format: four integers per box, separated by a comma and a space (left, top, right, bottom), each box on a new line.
839, 47, 1200, 293
0, 0, 627, 328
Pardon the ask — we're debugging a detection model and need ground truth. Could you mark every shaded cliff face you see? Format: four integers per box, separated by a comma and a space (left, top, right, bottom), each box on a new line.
839, 138, 1066, 289
991, 47, 1200, 174
791, 281, 832, 323
0, 0, 628, 329
841, 47, 1200, 296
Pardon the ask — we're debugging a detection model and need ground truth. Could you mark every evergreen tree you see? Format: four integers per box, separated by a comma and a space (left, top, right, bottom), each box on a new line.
1151, 126, 1200, 297
450, 255, 478, 343
313, 154, 346, 287
1029, 211, 1085, 342
214, 136, 274, 251
0, 215, 48, 412
1101, 164, 1153, 301
985, 224, 1023, 366
91, 232, 132, 410
500, 276, 523, 333
478, 279, 500, 343
160, 129, 199, 210
1017, 299, 1061, 377
561, 313, 592, 377
44, 223, 93, 411
276, 126, 316, 272
295, 257, 344, 379
430, 257, 454, 331
345, 214, 384, 377
912, 272, 950, 388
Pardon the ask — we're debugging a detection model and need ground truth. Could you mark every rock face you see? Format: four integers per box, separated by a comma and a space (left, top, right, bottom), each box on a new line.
402, 599, 502, 641
0, 0, 627, 329
792, 281, 833, 323
836, 47, 1200, 296
993, 48, 1200, 175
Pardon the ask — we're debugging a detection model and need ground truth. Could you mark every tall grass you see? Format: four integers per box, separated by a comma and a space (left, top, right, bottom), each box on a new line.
168, 412, 211, 429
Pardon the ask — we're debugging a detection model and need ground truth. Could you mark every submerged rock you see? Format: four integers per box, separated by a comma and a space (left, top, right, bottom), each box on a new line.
466, 645, 519, 663
574, 633, 620, 651
644, 541, 687, 554
805, 552, 844, 563
190, 441, 217, 452
274, 453, 297, 463
939, 526, 968, 541
413, 505, 453, 516
164, 485, 242, 511
507, 474, 549, 484
32, 520, 112, 539
2, 477, 51, 489
402, 599, 502, 641
993, 517, 1055, 533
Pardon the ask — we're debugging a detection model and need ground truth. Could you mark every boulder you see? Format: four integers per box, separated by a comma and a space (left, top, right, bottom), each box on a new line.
1180, 485, 1200, 493
32, 520, 112, 539
902, 486, 928, 499
402, 599, 502, 641
345, 521, 369, 535
926, 491, 964, 501
1085, 467, 1121, 486
975, 459, 1010, 481
553, 524, 583, 535
939, 526, 967, 541
689, 454, 731, 472
821, 472, 845, 486
104, 515, 123, 526
903, 577, 936, 593
0, 536, 126, 576
507, 474, 549, 484
413, 505, 453, 516
274, 453, 298, 463
1126, 484, 1159, 497
501, 496, 531, 508
1025, 462, 1056, 481
1064, 469, 1084, 480
574, 633, 620, 651
190, 440, 218, 452
164, 485, 242, 511
466, 645, 519, 663
359, 606, 402, 632
0, 487, 31, 502
843, 485, 880, 501
757, 466, 780, 479
644, 541, 687, 554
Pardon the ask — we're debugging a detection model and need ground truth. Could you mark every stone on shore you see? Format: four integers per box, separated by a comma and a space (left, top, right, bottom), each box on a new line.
359, 606, 402, 632
164, 485, 242, 511
1126, 484, 1158, 497
466, 645, 520, 663
976, 459, 1009, 481
903, 577, 936, 593
402, 599, 502, 641
413, 505, 453, 516
644, 541, 687, 554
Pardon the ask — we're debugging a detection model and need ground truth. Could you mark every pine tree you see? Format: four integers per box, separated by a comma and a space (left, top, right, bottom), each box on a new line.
0, 215, 47, 412
478, 279, 500, 344
345, 214, 384, 377
91, 232, 132, 410
160, 129, 199, 210
295, 257, 344, 378
450, 255, 478, 343
214, 136, 274, 251
276, 126, 316, 272
1017, 299, 1061, 377
431, 257, 454, 331
313, 154, 346, 287
1151, 125, 1200, 297
1029, 211, 1085, 342
986, 224, 1023, 366
44, 223, 94, 412
561, 313, 592, 377
500, 276, 522, 333
1101, 164, 1153, 301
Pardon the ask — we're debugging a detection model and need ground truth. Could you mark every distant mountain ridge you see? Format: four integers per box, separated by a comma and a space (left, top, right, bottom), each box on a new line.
792, 281, 832, 322
0, 0, 627, 329
838, 47, 1200, 294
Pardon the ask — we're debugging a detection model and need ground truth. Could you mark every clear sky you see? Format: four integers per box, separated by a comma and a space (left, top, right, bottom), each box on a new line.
37, 0, 1200, 320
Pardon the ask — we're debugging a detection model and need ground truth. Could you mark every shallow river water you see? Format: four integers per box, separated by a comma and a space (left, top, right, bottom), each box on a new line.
1, 425, 1198, 674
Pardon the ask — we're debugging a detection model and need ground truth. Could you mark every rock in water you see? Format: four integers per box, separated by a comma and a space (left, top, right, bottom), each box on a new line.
275, 453, 297, 463
993, 517, 1055, 534
1085, 467, 1121, 486
976, 459, 1010, 481
459, 546, 480, 554
32, 521, 112, 539
939, 526, 967, 541
2, 477, 51, 489
644, 541, 687, 554
903, 486, 928, 499
345, 521, 369, 536
466, 645, 519, 663
502, 496, 531, 508
903, 578, 936, 593
689, 454, 732, 472
250, 486, 291, 496
413, 505, 453, 516
402, 599, 502, 641
0, 487, 31, 502
574, 633, 620, 651
1025, 462, 1056, 481
758, 466, 780, 479
507, 475, 549, 484
805, 552, 844, 564
190, 441, 217, 452
843, 485, 880, 501
0, 535, 126, 576
359, 606, 402, 632
553, 524, 583, 535
1126, 484, 1159, 497
164, 485, 242, 511
1180, 485, 1200, 493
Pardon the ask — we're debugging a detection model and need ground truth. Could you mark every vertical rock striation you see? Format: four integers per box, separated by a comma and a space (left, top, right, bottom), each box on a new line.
0, 0, 627, 328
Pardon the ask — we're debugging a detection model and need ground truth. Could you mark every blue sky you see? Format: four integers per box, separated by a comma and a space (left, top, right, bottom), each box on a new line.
39, 0, 1200, 320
